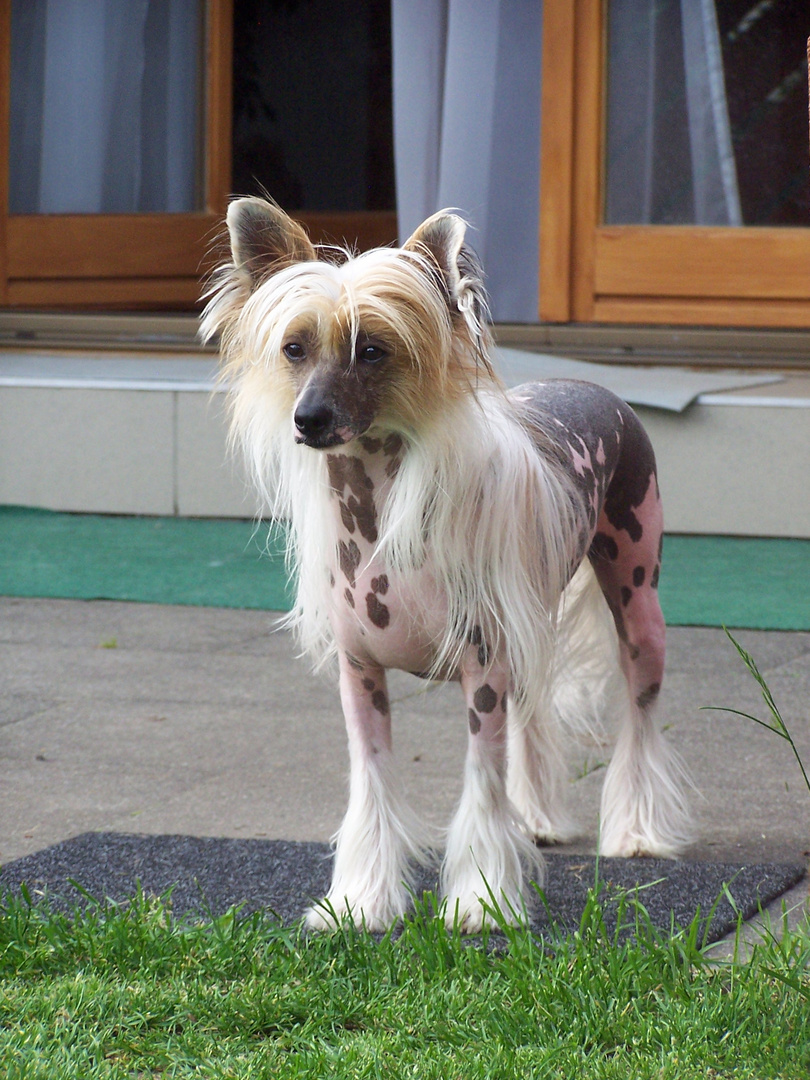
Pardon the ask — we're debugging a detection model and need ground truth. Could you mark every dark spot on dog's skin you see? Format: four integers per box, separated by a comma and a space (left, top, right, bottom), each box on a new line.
383, 433, 403, 457
346, 495, 378, 544
633, 566, 645, 588
385, 455, 402, 480
362, 677, 375, 692
372, 690, 389, 715
328, 453, 373, 494
327, 454, 378, 543
604, 594, 628, 645
650, 564, 660, 589
468, 709, 481, 734
590, 532, 619, 562
359, 435, 382, 454
621, 586, 633, 607
501, 692, 508, 713
339, 500, 355, 534
473, 684, 498, 714
629, 644, 641, 661
605, 503, 643, 543
370, 574, 389, 595
338, 539, 361, 587
637, 683, 661, 709
466, 625, 489, 665
517, 383, 658, 548
328, 570, 335, 588
366, 593, 390, 628
344, 588, 355, 608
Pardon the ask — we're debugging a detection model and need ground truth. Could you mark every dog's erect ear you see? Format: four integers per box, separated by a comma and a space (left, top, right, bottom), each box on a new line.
403, 212, 490, 338
226, 197, 316, 285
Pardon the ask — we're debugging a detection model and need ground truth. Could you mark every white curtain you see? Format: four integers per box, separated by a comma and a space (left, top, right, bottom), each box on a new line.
10, 0, 202, 214
392, 0, 742, 323
391, 0, 543, 323
605, 0, 741, 225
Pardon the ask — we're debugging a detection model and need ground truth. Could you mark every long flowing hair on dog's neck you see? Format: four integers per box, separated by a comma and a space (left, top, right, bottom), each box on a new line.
202, 239, 584, 709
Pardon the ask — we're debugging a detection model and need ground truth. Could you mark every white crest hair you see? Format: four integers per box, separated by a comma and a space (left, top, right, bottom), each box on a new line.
202, 221, 584, 705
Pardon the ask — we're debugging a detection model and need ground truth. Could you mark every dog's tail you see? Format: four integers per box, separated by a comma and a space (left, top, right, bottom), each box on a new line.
551, 561, 628, 747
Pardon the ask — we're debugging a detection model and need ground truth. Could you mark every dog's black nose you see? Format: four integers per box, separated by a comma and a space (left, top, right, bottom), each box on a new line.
294, 399, 333, 440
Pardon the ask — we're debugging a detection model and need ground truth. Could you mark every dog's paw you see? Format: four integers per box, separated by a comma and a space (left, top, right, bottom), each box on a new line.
304, 890, 405, 933
523, 811, 579, 848
598, 831, 679, 860
442, 890, 528, 933
507, 787, 579, 848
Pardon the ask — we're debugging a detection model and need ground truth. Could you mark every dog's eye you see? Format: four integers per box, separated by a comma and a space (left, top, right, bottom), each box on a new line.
283, 342, 306, 362
357, 343, 386, 365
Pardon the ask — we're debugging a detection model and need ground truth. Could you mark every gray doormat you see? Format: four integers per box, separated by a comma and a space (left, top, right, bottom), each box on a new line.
0, 832, 804, 945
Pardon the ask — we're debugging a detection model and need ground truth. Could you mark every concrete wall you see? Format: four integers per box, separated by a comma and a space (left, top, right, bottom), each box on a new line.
637, 401, 810, 538
0, 386, 252, 519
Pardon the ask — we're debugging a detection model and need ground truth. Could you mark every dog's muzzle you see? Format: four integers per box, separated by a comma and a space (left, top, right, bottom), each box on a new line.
294, 391, 353, 448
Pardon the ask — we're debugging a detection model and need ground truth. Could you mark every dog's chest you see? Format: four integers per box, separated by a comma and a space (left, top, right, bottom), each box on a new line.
325, 444, 446, 671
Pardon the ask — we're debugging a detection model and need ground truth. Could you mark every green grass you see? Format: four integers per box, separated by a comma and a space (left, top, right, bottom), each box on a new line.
0, 881, 808, 1079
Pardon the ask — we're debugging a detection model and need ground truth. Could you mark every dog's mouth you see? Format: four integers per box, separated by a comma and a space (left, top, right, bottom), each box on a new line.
294, 424, 357, 449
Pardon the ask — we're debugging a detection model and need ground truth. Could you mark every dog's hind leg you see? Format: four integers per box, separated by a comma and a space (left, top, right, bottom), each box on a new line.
442, 657, 544, 931
306, 653, 430, 932
589, 473, 692, 858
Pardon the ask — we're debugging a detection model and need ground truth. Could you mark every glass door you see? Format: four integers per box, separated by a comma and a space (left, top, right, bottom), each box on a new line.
230, 0, 397, 251
1, 0, 232, 309
539, 0, 810, 327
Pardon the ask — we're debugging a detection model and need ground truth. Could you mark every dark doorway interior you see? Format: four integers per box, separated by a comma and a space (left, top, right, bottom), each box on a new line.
231, 0, 395, 213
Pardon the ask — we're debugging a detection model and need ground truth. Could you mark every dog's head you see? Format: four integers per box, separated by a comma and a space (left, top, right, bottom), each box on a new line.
201, 198, 494, 449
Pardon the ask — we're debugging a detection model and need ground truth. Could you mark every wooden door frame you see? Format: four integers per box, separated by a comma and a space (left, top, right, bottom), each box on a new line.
539, 0, 810, 328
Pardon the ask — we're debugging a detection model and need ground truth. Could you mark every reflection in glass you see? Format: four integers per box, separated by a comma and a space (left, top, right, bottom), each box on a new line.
604, 0, 808, 226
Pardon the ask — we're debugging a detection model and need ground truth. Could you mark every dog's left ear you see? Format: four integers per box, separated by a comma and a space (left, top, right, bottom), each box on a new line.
403, 212, 490, 344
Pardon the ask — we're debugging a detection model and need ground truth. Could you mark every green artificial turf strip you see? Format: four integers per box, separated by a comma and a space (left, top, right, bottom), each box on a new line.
0, 885, 808, 1079
1, 505, 809, 630
0, 505, 291, 611
659, 533, 810, 631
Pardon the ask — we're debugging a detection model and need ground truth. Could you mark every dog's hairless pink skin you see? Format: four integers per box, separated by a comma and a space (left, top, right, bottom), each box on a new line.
326, 378, 665, 777
513, 379, 666, 719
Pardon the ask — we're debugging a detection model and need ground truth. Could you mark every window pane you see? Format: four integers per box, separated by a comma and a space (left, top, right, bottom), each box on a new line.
10, 0, 204, 215
604, 0, 809, 227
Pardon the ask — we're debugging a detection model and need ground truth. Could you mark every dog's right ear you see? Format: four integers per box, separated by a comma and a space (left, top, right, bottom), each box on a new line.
226, 198, 316, 287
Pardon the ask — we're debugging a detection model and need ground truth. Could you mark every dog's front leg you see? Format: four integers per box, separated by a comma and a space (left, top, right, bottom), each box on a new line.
307, 652, 429, 932
442, 658, 544, 932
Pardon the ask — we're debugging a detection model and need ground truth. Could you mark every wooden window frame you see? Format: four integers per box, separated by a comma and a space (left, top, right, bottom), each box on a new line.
539, 0, 810, 329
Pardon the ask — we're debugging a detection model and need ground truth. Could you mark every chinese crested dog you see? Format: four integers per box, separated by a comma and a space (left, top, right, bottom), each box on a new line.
201, 198, 691, 931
